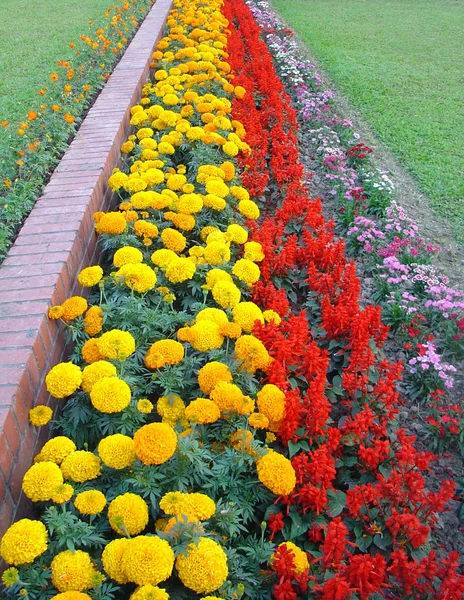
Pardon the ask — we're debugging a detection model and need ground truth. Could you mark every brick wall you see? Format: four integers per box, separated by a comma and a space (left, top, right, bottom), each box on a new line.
0, 0, 173, 542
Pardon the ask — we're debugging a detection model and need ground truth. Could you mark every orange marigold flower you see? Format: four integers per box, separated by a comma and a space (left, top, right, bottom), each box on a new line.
64, 113, 75, 124
27, 111, 38, 121
50, 72, 59, 82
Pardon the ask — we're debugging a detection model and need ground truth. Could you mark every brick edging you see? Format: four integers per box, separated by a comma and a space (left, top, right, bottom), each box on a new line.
0, 0, 173, 538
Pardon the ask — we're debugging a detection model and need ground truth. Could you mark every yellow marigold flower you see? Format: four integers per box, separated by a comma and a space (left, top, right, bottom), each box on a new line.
271, 542, 309, 575
263, 309, 282, 325
166, 212, 196, 231
203, 194, 226, 211
144, 339, 185, 369
197, 362, 232, 395
74, 490, 106, 515
222, 141, 239, 157
186, 126, 205, 142
232, 259, 261, 286
102, 538, 130, 584
51, 484, 74, 504
157, 394, 185, 422
232, 302, 265, 333
22, 461, 63, 502
61, 296, 88, 321
81, 360, 116, 393
108, 493, 149, 536
200, 226, 219, 242
115, 263, 157, 293
176, 538, 228, 594
96, 329, 136, 360
108, 172, 129, 191
212, 280, 241, 309
123, 536, 174, 586
248, 412, 270, 429
238, 199, 260, 220
235, 335, 272, 374
257, 384, 286, 432
220, 160, 235, 181
2, 567, 19, 587
83, 306, 104, 337
51, 549, 99, 592
204, 241, 230, 266
178, 193, 204, 214
206, 231, 228, 244
234, 86, 246, 99
48, 305, 64, 320
125, 177, 148, 193
226, 223, 248, 244
61, 450, 101, 483
95, 211, 127, 234
244, 241, 265, 262
230, 186, 250, 202
137, 398, 154, 414
210, 382, 246, 415
82, 338, 104, 364
29, 405, 53, 426
185, 398, 220, 424
179, 321, 224, 352
35, 436, 76, 464
77, 265, 103, 287
161, 227, 186, 252
158, 141, 175, 155
98, 434, 136, 469
196, 307, 229, 327
121, 140, 134, 153
205, 179, 229, 198
113, 246, 143, 267
151, 248, 178, 269
134, 423, 177, 465
130, 584, 169, 600
166, 174, 186, 190
45, 362, 82, 399
133, 220, 159, 238
90, 377, 131, 413
0, 519, 48, 566
130, 192, 152, 210
165, 257, 196, 283
219, 322, 243, 338
256, 450, 296, 496
137, 127, 154, 140
52, 593, 92, 600
204, 268, 232, 290
159, 491, 184, 515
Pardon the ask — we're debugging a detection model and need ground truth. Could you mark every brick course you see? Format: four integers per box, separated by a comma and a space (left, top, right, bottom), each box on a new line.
0, 0, 173, 542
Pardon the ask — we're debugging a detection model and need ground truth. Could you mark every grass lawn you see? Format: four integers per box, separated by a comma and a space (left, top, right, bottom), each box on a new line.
271, 0, 464, 242
0, 0, 113, 124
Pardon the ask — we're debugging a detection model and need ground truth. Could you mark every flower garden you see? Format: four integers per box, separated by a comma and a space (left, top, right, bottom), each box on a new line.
0, 0, 463, 599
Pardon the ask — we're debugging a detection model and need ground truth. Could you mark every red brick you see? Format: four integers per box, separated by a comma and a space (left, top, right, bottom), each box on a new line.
0, 409, 21, 457
0, 434, 14, 481
0, 472, 5, 505
10, 426, 36, 503
0, 491, 15, 539
0, 314, 45, 334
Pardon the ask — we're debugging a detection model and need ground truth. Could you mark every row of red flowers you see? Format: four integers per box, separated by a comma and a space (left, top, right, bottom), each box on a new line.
224, 0, 464, 597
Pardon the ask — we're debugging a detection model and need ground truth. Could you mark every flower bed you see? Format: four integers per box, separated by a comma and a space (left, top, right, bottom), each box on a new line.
1, 0, 463, 598
245, 0, 464, 454
0, 0, 154, 264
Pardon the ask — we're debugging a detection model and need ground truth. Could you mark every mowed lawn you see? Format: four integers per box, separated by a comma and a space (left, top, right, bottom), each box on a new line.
272, 0, 464, 241
0, 0, 112, 124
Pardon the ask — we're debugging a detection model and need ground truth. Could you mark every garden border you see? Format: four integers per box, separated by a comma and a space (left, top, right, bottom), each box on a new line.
0, 0, 173, 539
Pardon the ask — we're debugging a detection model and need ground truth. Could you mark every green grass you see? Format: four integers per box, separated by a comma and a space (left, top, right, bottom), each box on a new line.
271, 0, 464, 242
0, 0, 113, 125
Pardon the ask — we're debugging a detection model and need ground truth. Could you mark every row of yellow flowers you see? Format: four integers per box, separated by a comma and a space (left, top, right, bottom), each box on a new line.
0, 0, 304, 598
